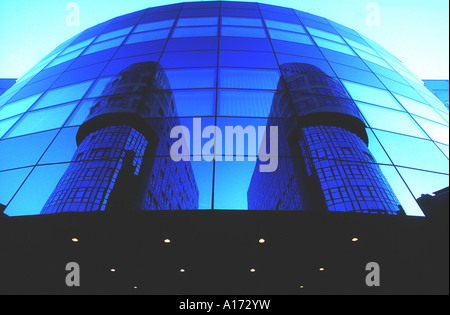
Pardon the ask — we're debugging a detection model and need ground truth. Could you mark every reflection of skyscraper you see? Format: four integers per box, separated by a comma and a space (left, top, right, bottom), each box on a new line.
41, 62, 198, 214
248, 63, 401, 214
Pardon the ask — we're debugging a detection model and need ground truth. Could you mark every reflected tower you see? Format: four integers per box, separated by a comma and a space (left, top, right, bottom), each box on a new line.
41, 62, 198, 214
248, 63, 401, 214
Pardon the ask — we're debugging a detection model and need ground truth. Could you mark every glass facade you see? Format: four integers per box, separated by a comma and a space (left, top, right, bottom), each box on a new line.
0, 1, 448, 217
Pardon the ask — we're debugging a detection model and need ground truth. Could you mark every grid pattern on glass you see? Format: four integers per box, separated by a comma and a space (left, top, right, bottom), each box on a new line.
299, 125, 401, 214
0, 2, 448, 217
41, 125, 148, 214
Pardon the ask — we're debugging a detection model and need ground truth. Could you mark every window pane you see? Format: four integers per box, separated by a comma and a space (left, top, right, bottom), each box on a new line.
83, 36, 125, 55
221, 26, 267, 38
268, 29, 313, 44
221, 16, 263, 27
378, 165, 424, 217
0, 93, 43, 120
94, 26, 133, 43
0, 167, 33, 207
265, 19, 306, 33
134, 19, 175, 32
177, 16, 218, 26
33, 80, 93, 110
160, 50, 217, 68
125, 29, 171, 44
357, 102, 427, 138
315, 37, 355, 55
65, 99, 95, 126
39, 127, 78, 164
165, 68, 216, 89
414, 116, 449, 145
217, 89, 274, 117
342, 80, 403, 110
4, 164, 69, 216
375, 130, 449, 173
172, 89, 216, 116
394, 93, 447, 124
0, 116, 21, 139
219, 68, 280, 90
172, 26, 218, 37
219, 50, 278, 69
306, 27, 344, 43
0, 130, 58, 171
6, 102, 77, 138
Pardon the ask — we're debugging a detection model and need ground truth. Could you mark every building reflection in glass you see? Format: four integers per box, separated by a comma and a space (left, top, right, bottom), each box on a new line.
248, 63, 402, 214
41, 62, 198, 213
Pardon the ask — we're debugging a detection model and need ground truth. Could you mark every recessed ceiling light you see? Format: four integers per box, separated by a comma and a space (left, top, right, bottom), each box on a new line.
110, 268, 116, 272
300, 285, 304, 289
259, 238, 265, 244
180, 268, 185, 273
319, 267, 325, 271
250, 268, 256, 273
352, 237, 359, 242
164, 238, 171, 244
72, 238, 79, 243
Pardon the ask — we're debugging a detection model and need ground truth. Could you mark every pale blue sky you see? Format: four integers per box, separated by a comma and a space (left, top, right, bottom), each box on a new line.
0, 0, 448, 80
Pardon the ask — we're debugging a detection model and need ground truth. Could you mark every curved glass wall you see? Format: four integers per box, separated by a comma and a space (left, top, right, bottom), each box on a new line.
0, 1, 448, 217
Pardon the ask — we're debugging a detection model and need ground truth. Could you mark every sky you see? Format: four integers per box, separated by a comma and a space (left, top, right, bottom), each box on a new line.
0, 0, 448, 80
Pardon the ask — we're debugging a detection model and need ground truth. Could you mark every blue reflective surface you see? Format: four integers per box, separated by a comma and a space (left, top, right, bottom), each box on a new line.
0, 1, 448, 217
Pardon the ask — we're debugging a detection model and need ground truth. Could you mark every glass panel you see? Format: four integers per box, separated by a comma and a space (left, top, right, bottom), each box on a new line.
221, 16, 263, 27
413, 116, 449, 145
221, 26, 267, 38
61, 37, 95, 56
171, 89, 216, 116
86, 76, 113, 98
125, 29, 171, 45
0, 130, 58, 171
306, 27, 344, 43
176, 17, 218, 26
172, 26, 218, 37
397, 167, 449, 207
83, 36, 125, 55
374, 130, 449, 173
268, 29, 313, 44
394, 93, 447, 124
378, 165, 424, 217
357, 102, 427, 138
366, 128, 392, 165
134, 19, 175, 32
0, 93, 43, 120
265, 19, 306, 33
219, 50, 278, 69
342, 80, 403, 110
0, 167, 33, 207
217, 89, 274, 117
46, 48, 84, 68
219, 68, 280, 90
39, 127, 78, 165
165, 37, 218, 51
4, 164, 69, 216
160, 50, 218, 68
94, 26, 133, 43
33, 80, 93, 110
5, 102, 77, 138
0, 116, 21, 139
315, 38, 355, 55
65, 99, 95, 126
165, 68, 216, 89
436, 143, 449, 158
